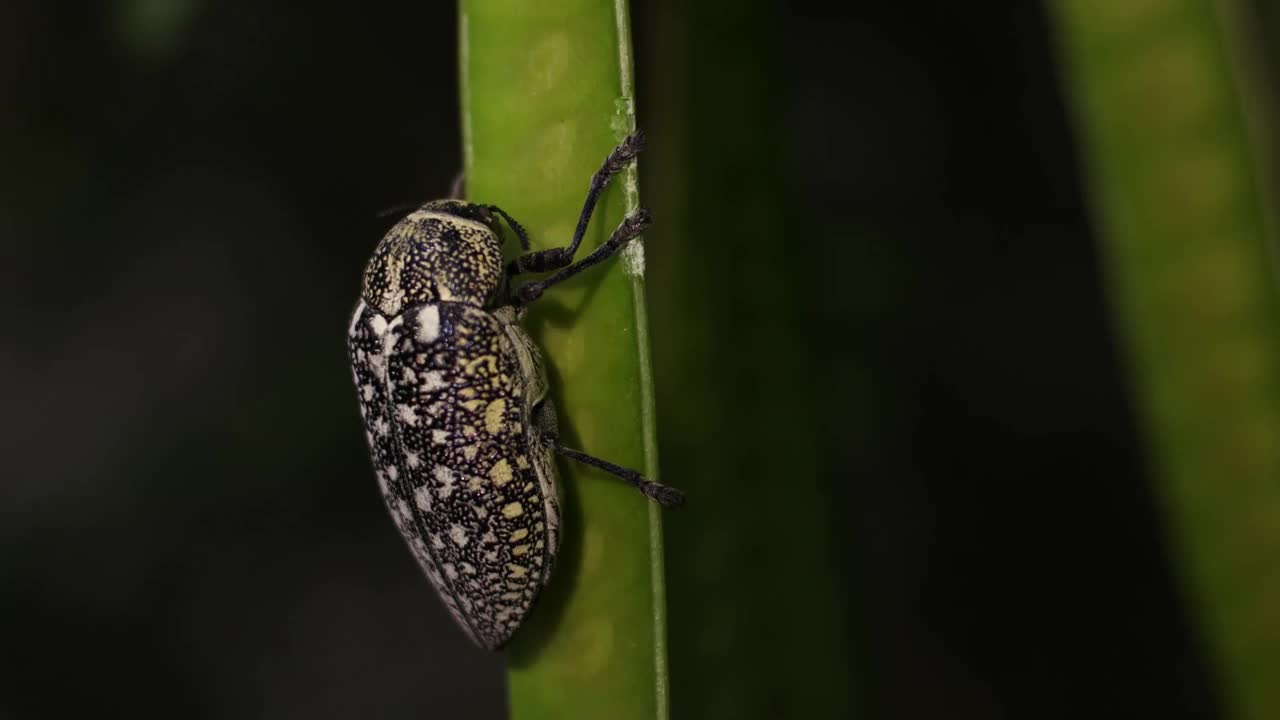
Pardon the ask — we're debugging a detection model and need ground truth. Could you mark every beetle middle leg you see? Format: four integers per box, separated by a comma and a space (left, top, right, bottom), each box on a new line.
506, 131, 646, 278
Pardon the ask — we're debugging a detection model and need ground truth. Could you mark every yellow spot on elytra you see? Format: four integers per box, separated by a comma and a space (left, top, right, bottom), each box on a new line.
512, 544, 530, 556
508, 564, 528, 579
465, 356, 497, 376
467, 476, 483, 491
516, 456, 530, 470
462, 444, 479, 460
502, 501, 524, 518
462, 399, 485, 412
510, 528, 528, 541
485, 398, 507, 434
490, 458, 513, 486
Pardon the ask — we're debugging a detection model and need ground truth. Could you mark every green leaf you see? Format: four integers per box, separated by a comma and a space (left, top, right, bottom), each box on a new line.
459, 1, 669, 718
1049, 1, 1280, 717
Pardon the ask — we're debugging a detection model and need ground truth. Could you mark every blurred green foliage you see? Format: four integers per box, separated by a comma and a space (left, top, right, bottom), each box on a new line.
1050, 1, 1280, 716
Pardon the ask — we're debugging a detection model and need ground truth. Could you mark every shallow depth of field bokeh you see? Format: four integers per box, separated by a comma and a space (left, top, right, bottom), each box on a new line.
2, 2, 1278, 718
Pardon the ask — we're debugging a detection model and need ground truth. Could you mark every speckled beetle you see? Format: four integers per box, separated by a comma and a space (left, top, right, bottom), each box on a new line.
347, 132, 683, 650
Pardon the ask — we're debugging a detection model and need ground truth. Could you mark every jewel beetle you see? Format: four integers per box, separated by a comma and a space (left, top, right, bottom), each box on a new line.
347, 131, 683, 650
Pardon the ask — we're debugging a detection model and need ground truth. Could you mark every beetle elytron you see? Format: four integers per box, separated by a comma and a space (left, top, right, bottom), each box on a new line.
347, 132, 683, 650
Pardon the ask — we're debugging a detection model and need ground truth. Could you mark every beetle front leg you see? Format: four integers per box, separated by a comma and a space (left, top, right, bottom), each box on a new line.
514, 209, 651, 305
506, 132, 646, 279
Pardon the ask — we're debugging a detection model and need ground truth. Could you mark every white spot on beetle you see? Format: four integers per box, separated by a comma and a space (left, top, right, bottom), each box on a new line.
417, 305, 441, 343
361, 384, 375, 401
397, 404, 419, 426
432, 429, 449, 445
368, 353, 386, 380
405, 452, 420, 468
422, 371, 448, 392
434, 466, 457, 498
449, 525, 469, 547
386, 465, 399, 481
370, 314, 389, 337
414, 485, 432, 512
348, 302, 368, 337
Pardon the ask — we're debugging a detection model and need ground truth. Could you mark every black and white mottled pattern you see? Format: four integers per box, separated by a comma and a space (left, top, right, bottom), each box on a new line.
347, 140, 680, 650
348, 298, 560, 650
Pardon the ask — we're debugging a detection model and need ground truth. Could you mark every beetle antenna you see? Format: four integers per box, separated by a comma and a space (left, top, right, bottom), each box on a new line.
484, 205, 532, 251
375, 201, 422, 219
448, 172, 466, 200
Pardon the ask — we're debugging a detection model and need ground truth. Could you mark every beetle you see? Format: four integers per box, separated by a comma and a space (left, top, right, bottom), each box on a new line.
347, 131, 683, 650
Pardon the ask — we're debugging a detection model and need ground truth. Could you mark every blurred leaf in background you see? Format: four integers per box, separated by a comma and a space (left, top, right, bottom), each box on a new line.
1050, 0, 1280, 717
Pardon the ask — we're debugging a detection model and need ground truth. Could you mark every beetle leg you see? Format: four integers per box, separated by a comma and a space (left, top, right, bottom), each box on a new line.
514, 208, 651, 305
506, 131, 646, 278
550, 442, 684, 508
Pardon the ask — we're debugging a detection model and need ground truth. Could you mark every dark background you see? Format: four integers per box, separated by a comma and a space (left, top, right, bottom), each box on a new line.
1, 1, 1265, 718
